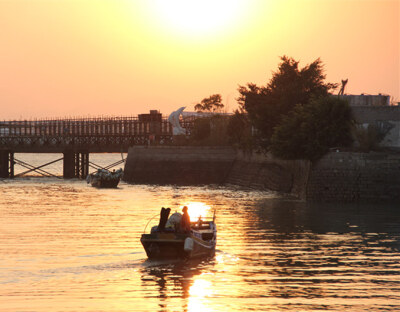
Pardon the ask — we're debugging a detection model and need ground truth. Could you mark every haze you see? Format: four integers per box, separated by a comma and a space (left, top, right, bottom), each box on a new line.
0, 0, 398, 119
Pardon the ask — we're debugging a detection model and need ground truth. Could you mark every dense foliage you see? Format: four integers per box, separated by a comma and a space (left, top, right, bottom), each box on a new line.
226, 110, 252, 147
191, 56, 354, 161
270, 96, 353, 160
237, 56, 337, 147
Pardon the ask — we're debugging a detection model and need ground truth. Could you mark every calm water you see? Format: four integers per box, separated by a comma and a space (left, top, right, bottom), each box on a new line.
1, 154, 400, 311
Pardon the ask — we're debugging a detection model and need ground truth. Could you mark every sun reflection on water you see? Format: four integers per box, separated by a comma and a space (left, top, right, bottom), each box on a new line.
188, 278, 214, 312
181, 202, 211, 221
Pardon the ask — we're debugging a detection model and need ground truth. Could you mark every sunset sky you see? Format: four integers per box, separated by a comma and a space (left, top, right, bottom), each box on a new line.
0, 0, 398, 119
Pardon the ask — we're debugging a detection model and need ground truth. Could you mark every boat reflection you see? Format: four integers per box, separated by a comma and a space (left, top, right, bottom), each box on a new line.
140, 257, 216, 312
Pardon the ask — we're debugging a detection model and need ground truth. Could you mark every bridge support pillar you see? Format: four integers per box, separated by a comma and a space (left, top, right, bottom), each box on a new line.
0, 150, 14, 178
75, 152, 89, 179
63, 151, 75, 179
63, 151, 89, 179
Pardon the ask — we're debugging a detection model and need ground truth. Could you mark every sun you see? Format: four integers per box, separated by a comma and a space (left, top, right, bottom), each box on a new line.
148, 0, 247, 38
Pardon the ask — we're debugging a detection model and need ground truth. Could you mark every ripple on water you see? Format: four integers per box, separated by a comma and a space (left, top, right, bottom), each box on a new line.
1, 171, 400, 311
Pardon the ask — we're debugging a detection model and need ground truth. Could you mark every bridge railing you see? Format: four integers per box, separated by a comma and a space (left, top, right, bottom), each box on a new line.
0, 116, 193, 137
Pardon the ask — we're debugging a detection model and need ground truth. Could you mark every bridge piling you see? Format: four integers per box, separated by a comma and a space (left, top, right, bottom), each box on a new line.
63, 151, 74, 179
63, 151, 89, 179
75, 152, 89, 179
0, 150, 14, 178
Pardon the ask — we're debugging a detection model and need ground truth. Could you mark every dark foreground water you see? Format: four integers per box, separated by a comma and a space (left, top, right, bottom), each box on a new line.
1, 154, 399, 311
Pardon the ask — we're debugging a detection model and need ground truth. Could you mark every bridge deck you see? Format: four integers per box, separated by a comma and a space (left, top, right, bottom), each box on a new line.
0, 116, 194, 153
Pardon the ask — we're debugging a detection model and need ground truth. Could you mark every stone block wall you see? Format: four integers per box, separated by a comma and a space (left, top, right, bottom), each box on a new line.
226, 152, 310, 198
123, 146, 236, 185
306, 152, 400, 202
123, 146, 399, 202
124, 146, 310, 197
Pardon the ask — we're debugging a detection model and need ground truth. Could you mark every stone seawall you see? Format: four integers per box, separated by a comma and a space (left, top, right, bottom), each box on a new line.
123, 147, 400, 202
225, 152, 310, 198
123, 146, 236, 185
306, 152, 400, 202
123, 146, 309, 197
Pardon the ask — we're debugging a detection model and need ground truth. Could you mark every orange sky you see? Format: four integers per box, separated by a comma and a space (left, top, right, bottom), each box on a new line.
0, 0, 398, 119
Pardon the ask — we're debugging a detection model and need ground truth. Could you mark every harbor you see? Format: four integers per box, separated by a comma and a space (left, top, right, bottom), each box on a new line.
1, 0, 398, 311
1, 162, 400, 311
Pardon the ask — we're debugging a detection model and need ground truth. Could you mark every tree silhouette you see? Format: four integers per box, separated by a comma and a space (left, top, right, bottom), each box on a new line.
270, 96, 353, 160
237, 56, 338, 147
194, 94, 224, 112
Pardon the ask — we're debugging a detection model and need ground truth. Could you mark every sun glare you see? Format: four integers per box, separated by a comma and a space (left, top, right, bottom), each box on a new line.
148, 0, 246, 37
182, 202, 211, 221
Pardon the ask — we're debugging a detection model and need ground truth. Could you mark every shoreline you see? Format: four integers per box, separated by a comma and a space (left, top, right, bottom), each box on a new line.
123, 146, 400, 203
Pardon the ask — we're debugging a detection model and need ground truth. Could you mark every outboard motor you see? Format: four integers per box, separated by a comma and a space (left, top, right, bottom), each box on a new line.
157, 207, 171, 232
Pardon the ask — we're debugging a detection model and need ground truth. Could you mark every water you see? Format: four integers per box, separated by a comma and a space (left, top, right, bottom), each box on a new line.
1, 154, 400, 311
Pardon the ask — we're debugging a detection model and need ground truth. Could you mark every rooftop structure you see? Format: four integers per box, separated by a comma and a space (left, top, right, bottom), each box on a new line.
340, 94, 390, 106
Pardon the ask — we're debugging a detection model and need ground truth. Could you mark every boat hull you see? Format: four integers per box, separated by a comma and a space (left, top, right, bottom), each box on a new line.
141, 232, 216, 259
90, 177, 120, 188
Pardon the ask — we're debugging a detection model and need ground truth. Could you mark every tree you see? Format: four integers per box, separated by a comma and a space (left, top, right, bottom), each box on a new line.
227, 109, 253, 149
270, 96, 353, 161
238, 56, 338, 147
194, 94, 224, 112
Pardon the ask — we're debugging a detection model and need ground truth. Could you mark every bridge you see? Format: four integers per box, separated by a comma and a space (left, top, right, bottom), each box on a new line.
0, 111, 195, 179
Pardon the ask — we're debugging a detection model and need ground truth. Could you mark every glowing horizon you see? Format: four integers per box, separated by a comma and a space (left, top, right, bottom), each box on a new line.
0, 0, 398, 119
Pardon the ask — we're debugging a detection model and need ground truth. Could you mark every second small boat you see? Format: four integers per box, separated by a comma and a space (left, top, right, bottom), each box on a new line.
86, 168, 123, 188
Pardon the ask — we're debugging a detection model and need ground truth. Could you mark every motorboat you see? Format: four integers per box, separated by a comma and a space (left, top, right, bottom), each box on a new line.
86, 168, 123, 188
141, 207, 217, 259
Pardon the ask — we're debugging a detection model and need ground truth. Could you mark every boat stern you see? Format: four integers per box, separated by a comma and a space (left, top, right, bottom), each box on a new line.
140, 232, 188, 259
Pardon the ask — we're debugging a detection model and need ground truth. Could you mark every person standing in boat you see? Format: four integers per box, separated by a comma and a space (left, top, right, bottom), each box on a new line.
180, 206, 191, 233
